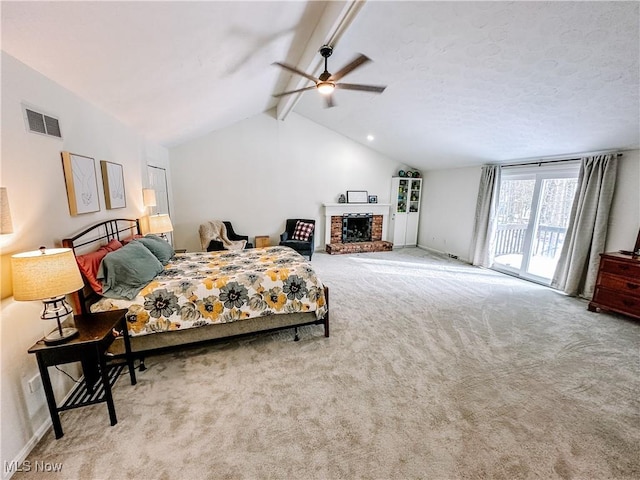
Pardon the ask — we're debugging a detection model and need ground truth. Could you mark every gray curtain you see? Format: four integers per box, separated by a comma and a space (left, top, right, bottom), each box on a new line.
470, 165, 501, 267
551, 154, 618, 298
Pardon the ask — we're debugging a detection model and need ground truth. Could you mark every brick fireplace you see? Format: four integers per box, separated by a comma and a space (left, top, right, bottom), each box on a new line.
323, 203, 393, 254
330, 214, 380, 243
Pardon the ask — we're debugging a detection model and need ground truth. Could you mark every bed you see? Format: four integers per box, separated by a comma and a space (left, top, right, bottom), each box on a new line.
62, 219, 329, 360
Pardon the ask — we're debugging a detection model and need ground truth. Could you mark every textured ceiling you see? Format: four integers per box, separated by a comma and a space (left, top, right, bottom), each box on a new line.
2, 1, 638, 171
294, 1, 640, 169
1, 1, 325, 145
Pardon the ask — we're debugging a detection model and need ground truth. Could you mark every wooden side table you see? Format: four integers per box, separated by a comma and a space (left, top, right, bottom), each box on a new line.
27, 309, 136, 439
255, 235, 270, 248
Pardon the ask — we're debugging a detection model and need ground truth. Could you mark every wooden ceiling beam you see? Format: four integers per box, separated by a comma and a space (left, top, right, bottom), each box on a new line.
275, 0, 366, 121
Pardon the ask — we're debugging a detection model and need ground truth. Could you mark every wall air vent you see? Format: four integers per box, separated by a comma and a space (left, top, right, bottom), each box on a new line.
22, 104, 62, 139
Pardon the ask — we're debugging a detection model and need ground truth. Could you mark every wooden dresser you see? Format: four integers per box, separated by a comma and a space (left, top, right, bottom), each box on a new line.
588, 252, 640, 320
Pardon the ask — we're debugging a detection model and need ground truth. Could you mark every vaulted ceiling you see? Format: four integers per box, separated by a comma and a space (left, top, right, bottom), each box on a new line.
2, 1, 638, 170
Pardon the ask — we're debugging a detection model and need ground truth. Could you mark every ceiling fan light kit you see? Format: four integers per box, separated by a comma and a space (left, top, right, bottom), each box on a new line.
317, 82, 335, 95
273, 44, 386, 107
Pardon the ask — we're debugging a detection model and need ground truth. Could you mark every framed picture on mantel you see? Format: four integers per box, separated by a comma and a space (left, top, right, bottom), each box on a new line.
347, 190, 368, 204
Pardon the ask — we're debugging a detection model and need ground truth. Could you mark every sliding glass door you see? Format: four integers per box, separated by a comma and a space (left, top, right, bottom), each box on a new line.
492, 163, 579, 284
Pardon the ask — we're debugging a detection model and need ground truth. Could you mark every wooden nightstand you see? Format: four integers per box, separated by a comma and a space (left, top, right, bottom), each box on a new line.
27, 309, 136, 439
255, 236, 270, 248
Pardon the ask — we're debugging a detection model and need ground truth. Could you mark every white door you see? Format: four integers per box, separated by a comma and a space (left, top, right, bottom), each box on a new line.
147, 165, 172, 244
492, 162, 580, 284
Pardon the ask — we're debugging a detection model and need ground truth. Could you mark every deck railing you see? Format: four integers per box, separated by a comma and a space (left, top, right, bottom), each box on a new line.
495, 224, 566, 258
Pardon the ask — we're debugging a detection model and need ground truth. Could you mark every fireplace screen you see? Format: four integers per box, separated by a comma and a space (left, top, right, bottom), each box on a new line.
342, 213, 373, 243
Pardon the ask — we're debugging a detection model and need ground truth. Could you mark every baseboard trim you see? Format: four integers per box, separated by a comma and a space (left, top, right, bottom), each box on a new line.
3, 375, 84, 480
3, 419, 50, 480
416, 244, 470, 264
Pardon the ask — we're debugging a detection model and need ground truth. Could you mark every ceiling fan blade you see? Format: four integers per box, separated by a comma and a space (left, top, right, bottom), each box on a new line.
324, 94, 335, 108
335, 83, 387, 94
329, 54, 371, 82
272, 62, 319, 83
272, 85, 317, 98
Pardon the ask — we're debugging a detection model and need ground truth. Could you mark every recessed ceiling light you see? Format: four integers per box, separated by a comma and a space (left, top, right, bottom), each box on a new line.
367, 134, 374, 141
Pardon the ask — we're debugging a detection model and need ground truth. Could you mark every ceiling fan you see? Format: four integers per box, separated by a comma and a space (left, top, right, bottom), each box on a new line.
273, 45, 386, 108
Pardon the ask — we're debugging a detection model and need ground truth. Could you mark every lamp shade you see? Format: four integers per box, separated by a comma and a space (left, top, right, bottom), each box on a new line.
142, 188, 157, 207
1, 187, 13, 234
11, 248, 84, 301
147, 214, 173, 234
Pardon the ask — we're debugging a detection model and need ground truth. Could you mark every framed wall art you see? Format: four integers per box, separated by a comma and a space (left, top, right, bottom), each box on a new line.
61, 151, 100, 215
347, 190, 368, 204
368, 195, 378, 204
100, 160, 126, 209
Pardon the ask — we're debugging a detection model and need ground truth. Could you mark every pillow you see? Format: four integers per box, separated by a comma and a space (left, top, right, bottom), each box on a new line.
76, 248, 110, 294
104, 238, 123, 251
121, 234, 143, 245
292, 221, 314, 241
75, 239, 124, 294
133, 235, 175, 265
97, 242, 164, 300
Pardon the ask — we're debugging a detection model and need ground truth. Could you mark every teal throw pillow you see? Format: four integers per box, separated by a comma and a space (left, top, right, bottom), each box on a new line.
134, 235, 175, 265
97, 241, 164, 300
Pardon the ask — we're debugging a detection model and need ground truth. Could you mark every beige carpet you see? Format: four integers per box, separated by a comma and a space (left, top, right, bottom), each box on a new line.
15, 249, 640, 479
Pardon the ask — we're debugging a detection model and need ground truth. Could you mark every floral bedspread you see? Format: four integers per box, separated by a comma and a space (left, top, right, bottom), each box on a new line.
90, 246, 327, 337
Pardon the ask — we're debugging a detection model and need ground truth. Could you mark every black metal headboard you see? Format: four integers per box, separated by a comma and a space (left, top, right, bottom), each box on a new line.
62, 218, 140, 314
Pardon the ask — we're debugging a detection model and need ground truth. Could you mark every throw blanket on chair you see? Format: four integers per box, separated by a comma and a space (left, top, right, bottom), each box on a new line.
199, 221, 247, 251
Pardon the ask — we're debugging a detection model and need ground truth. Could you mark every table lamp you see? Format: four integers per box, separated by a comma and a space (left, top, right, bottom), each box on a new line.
1, 187, 13, 234
12, 247, 84, 344
147, 213, 173, 241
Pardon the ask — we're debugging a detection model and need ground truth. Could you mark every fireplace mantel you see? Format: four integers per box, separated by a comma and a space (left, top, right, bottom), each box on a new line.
323, 203, 391, 245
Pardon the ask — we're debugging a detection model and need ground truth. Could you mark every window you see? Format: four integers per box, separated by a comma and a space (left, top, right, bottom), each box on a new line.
492, 162, 580, 284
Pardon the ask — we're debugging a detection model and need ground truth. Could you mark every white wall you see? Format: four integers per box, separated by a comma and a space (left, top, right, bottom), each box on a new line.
0, 52, 169, 476
606, 150, 640, 252
417, 151, 640, 262
417, 166, 481, 261
169, 111, 409, 252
